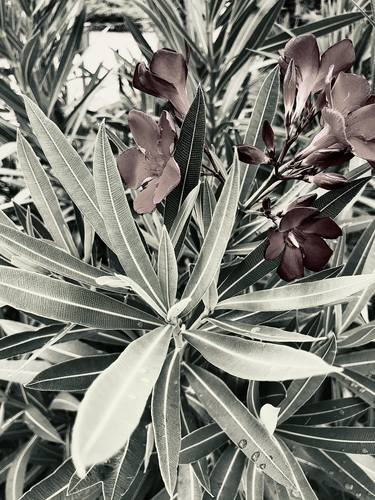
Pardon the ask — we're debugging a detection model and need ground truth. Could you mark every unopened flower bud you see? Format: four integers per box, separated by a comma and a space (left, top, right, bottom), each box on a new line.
237, 145, 269, 165
308, 172, 348, 190
283, 59, 296, 121
262, 120, 275, 155
301, 148, 353, 168
262, 197, 271, 214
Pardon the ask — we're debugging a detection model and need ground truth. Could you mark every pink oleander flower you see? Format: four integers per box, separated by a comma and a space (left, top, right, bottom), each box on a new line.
300, 72, 375, 163
133, 49, 190, 119
265, 195, 342, 282
279, 35, 355, 118
117, 110, 181, 214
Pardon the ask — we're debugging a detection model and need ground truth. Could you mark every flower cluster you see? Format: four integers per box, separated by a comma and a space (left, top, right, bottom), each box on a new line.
119, 34, 367, 281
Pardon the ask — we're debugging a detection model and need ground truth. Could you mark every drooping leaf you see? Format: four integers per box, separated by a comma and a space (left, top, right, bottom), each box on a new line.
0, 359, 50, 385
24, 405, 63, 444
6, 437, 38, 500
72, 325, 172, 476
184, 363, 294, 487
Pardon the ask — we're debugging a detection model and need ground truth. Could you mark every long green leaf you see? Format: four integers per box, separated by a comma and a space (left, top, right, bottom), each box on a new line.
0, 223, 108, 287
217, 274, 375, 312
72, 325, 172, 476
17, 132, 77, 255
179, 423, 226, 464
181, 159, 239, 314
0, 266, 161, 330
152, 349, 181, 496
158, 227, 178, 308
23, 96, 110, 245
94, 123, 164, 311
27, 354, 118, 392
183, 329, 340, 380
164, 86, 205, 231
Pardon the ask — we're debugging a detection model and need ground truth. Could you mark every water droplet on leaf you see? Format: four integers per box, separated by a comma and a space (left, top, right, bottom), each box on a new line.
251, 451, 260, 462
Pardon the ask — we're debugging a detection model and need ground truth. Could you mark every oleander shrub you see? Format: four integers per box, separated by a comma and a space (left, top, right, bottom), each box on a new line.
0, 1, 374, 500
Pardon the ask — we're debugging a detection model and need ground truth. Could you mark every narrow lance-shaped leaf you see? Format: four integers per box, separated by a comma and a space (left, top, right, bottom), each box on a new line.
6, 437, 38, 500
278, 335, 337, 424
19, 458, 75, 500
179, 423, 227, 464
93, 122, 165, 312
183, 329, 341, 381
152, 348, 181, 496
0, 359, 50, 385
178, 464, 202, 500
24, 405, 63, 444
27, 354, 119, 392
0, 266, 161, 330
17, 132, 77, 255
23, 96, 110, 245
207, 318, 325, 343
202, 444, 246, 500
181, 159, 240, 315
158, 227, 178, 308
217, 274, 375, 312
164, 85, 205, 231
277, 424, 375, 454
184, 363, 294, 488
103, 419, 147, 500
246, 460, 264, 500
0, 223, 109, 287
72, 325, 172, 477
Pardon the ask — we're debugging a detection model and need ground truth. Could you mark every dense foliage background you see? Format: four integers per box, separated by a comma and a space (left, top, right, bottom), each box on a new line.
0, 0, 374, 499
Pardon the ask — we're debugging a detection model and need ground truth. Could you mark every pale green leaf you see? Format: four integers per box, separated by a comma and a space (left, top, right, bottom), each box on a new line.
183, 329, 341, 381
158, 226, 178, 308
72, 325, 172, 476
217, 274, 375, 312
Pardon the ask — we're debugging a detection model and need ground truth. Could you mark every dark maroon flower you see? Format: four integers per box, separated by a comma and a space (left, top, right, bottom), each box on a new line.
117, 110, 180, 214
265, 197, 342, 281
279, 35, 355, 118
237, 145, 269, 165
308, 172, 348, 190
133, 49, 189, 119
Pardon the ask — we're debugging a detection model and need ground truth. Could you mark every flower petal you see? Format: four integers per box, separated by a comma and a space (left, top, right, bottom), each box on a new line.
153, 158, 181, 205
117, 147, 150, 189
150, 49, 188, 90
159, 111, 176, 157
150, 49, 189, 117
265, 229, 286, 260
331, 72, 371, 116
133, 62, 177, 100
347, 136, 375, 162
133, 179, 159, 214
277, 245, 304, 282
299, 217, 342, 238
283, 35, 320, 116
128, 110, 160, 153
279, 207, 319, 232
300, 233, 333, 271
346, 103, 375, 141
313, 39, 355, 92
